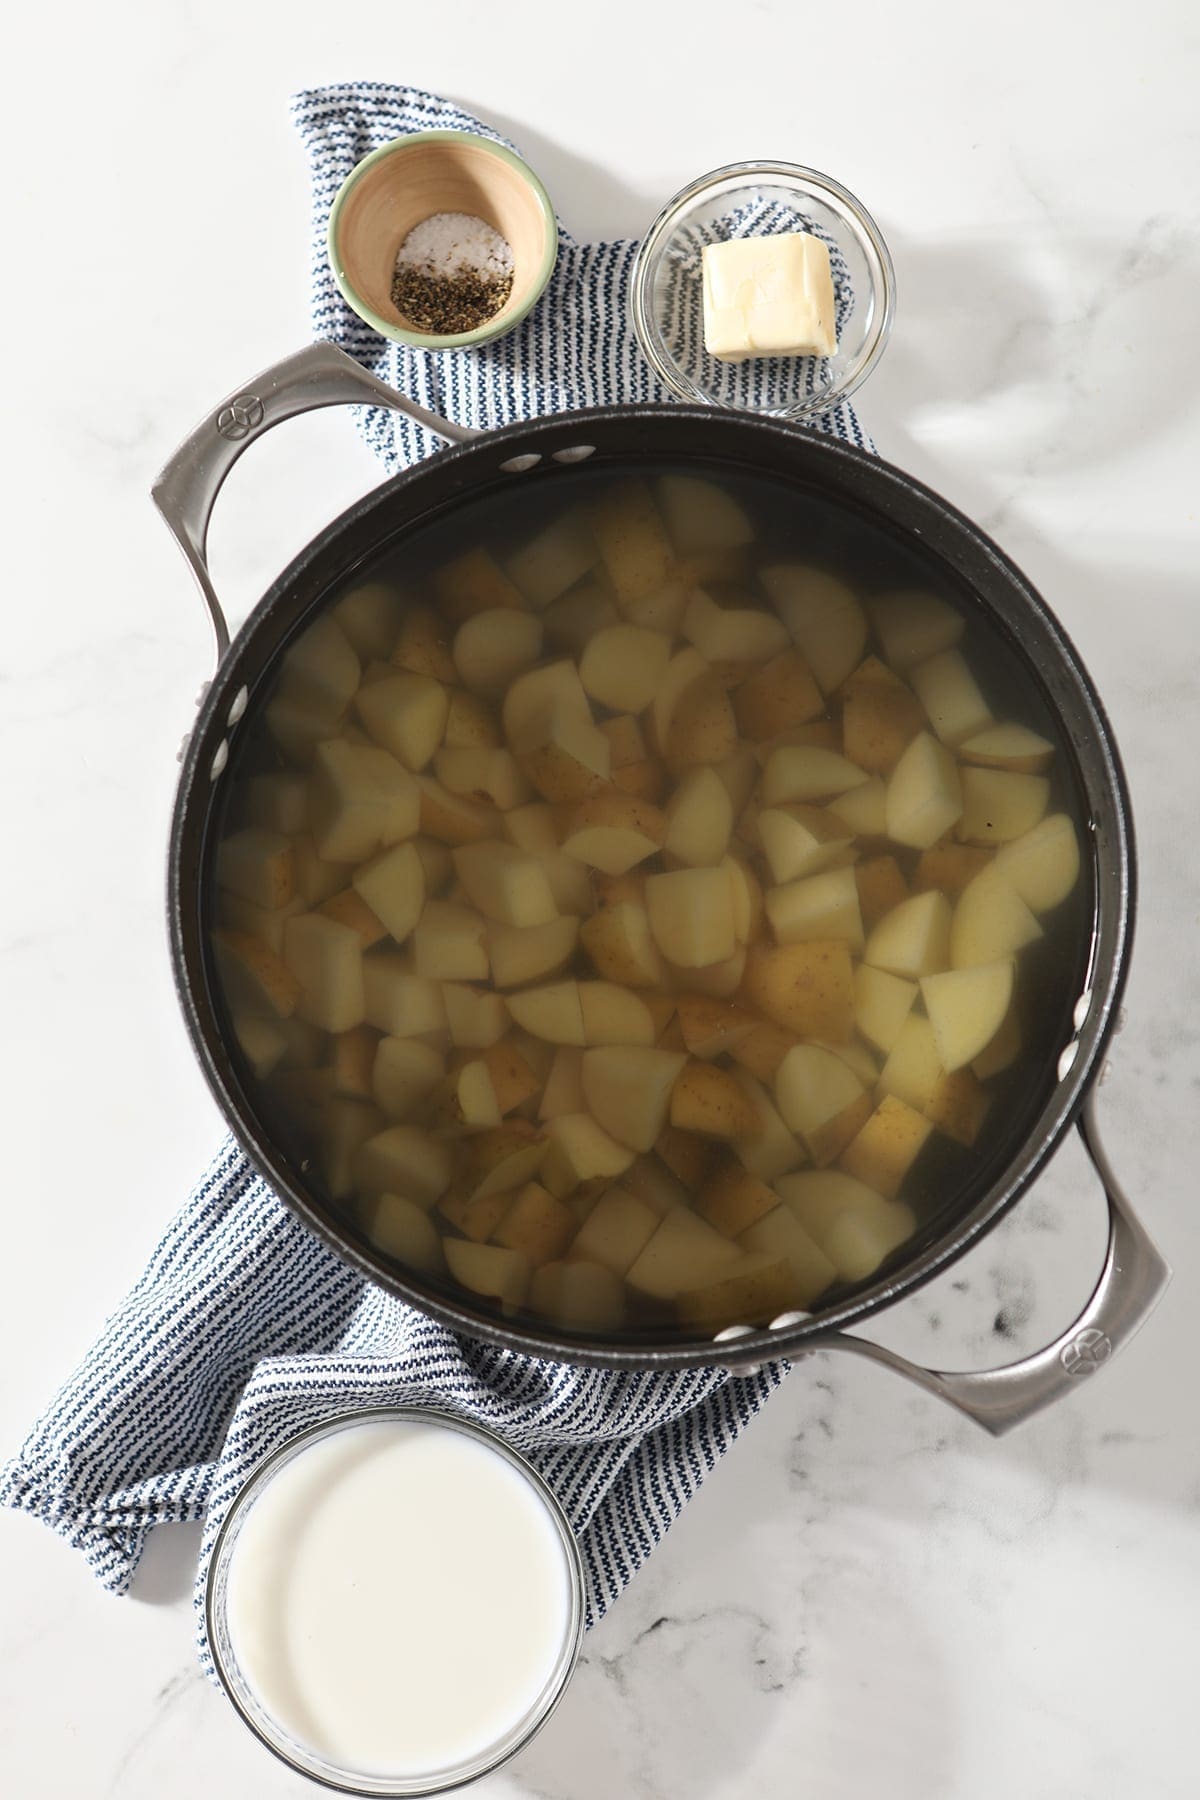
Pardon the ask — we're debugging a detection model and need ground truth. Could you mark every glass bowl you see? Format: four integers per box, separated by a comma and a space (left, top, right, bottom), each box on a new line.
206, 1409, 584, 1796
629, 160, 895, 420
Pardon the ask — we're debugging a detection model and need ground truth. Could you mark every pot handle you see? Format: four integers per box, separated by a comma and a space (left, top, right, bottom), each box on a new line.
813, 1088, 1169, 1435
151, 342, 478, 665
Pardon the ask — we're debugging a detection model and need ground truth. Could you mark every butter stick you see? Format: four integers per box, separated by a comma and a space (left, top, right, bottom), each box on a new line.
702, 232, 837, 362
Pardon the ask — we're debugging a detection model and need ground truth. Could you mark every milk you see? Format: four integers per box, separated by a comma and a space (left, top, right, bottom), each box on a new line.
221, 1416, 576, 1781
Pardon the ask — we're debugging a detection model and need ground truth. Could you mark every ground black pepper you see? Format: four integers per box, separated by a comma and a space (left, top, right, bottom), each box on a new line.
390, 264, 514, 336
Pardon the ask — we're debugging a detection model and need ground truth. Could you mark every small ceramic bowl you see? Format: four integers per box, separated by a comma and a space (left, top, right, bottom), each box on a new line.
328, 131, 558, 351
629, 160, 895, 420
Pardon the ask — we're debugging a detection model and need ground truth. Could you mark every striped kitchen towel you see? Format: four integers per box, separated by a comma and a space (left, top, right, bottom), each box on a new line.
1, 83, 875, 1672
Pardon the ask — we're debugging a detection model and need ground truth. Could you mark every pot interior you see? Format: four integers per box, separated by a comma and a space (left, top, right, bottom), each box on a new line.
173, 413, 1130, 1366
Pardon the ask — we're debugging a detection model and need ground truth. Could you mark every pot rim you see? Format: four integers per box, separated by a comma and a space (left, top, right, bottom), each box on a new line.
169, 402, 1135, 1369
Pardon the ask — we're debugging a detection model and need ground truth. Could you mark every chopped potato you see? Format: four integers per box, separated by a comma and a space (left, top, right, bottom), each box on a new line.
868, 590, 964, 670
211, 472, 1083, 1341
354, 671, 449, 771
665, 767, 733, 868
733, 649, 823, 740
581, 1046, 687, 1151
993, 813, 1081, 911
957, 767, 1050, 846
669, 1060, 761, 1140
487, 914, 580, 989
217, 828, 295, 911
841, 657, 926, 772
504, 513, 597, 608
435, 548, 526, 623
646, 867, 737, 968
741, 940, 855, 1041
561, 790, 667, 876
759, 565, 867, 694
453, 608, 543, 698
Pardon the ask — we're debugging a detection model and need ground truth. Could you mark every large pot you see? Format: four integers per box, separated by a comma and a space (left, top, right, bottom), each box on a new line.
155, 343, 1168, 1434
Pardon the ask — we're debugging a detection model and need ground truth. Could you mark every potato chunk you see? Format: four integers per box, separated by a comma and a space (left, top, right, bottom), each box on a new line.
664, 767, 732, 868
579, 623, 673, 714
957, 768, 1050, 846
665, 669, 738, 773
740, 940, 855, 1041
589, 482, 677, 609
758, 804, 852, 885
625, 1207, 740, 1300
993, 813, 1081, 912
868, 590, 964, 670
283, 913, 364, 1032
561, 790, 667, 875
453, 841, 558, 927
391, 605, 457, 683
330, 581, 402, 661
682, 589, 788, 673
351, 841, 425, 946
363, 954, 447, 1037
657, 474, 754, 552
949, 869, 1042, 969
909, 649, 991, 748
579, 901, 665, 988
762, 744, 869, 806
775, 1045, 870, 1166
646, 867, 737, 968
504, 512, 597, 608
581, 1046, 688, 1151
864, 890, 952, 980
433, 746, 530, 812
504, 980, 586, 1046
444, 1240, 531, 1314
838, 1097, 931, 1199
841, 658, 926, 772
354, 671, 449, 771
310, 741, 419, 862
372, 1036, 444, 1119
765, 867, 864, 950
362, 1191, 444, 1275
738, 1209, 836, 1307
530, 1260, 626, 1331
885, 732, 963, 849
733, 650, 823, 740
759, 565, 868, 694
354, 1126, 454, 1207
453, 609, 543, 698
487, 914, 579, 989
677, 1254, 799, 1333
435, 548, 526, 622
778, 1169, 915, 1282
578, 983, 656, 1048
669, 1060, 761, 1139
213, 930, 301, 1019
412, 900, 489, 981
959, 722, 1055, 774
921, 960, 1015, 1073
853, 962, 917, 1054
217, 828, 295, 911
443, 984, 509, 1049
491, 1182, 575, 1267
571, 1185, 661, 1275
541, 1112, 635, 1197
695, 1158, 780, 1238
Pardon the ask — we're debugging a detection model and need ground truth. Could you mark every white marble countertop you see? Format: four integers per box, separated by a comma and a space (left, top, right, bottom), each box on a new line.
3, 3, 1198, 1795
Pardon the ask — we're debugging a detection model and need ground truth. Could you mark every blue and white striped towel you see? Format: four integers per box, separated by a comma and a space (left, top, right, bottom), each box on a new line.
2, 84, 875, 1673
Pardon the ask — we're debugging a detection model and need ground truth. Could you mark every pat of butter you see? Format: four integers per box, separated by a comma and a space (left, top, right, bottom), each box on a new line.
702, 232, 837, 362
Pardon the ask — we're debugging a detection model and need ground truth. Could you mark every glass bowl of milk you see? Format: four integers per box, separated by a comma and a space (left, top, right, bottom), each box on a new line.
206, 1409, 584, 1794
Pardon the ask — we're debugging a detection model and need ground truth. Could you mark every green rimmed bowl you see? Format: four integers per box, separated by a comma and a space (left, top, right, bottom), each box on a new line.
327, 130, 558, 351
